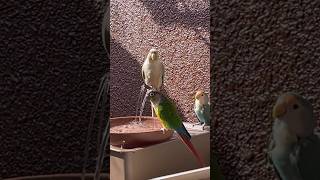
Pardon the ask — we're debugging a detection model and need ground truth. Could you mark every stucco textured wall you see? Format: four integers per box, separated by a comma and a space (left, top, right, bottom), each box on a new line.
110, 0, 210, 122
211, 1, 320, 179
1, 1, 108, 178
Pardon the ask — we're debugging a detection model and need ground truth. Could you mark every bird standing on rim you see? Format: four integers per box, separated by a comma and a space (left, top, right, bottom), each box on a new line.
142, 48, 164, 117
194, 90, 210, 130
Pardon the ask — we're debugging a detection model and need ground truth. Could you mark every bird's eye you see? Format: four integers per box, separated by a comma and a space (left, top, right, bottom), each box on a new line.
201, 94, 204, 96
293, 104, 299, 109
150, 92, 154, 96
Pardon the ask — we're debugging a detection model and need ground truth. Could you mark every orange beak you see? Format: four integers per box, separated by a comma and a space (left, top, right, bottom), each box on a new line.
272, 103, 286, 119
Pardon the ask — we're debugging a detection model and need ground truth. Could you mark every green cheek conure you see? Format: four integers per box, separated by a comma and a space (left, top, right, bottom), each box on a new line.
147, 90, 204, 167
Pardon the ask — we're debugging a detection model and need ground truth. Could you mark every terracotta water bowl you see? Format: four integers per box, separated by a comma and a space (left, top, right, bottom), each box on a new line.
5, 173, 109, 180
110, 116, 174, 149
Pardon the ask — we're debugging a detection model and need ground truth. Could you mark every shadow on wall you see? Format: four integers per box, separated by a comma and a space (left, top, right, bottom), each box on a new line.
110, 55, 208, 122
110, 41, 187, 120
211, 1, 320, 179
0, 1, 107, 178
139, 0, 210, 45
110, 40, 152, 117
139, 0, 209, 29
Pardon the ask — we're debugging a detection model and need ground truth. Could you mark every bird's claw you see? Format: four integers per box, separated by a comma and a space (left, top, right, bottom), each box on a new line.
193, 122, 202, 127
202, 124, 209, 130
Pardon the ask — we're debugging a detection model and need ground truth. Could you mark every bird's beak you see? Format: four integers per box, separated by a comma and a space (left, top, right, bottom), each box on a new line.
272, 103, 286, 119
151, 53, 156, 60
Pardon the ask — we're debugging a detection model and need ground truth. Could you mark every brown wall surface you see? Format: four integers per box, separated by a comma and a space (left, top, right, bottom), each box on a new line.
110, 0, 210, 122
1, 1, 108, 178
212, 1, 320, 179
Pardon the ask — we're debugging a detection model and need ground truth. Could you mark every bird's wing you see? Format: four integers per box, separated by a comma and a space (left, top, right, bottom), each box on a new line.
268, 138, 304, 180
267, 135, 283, 180
296, 133, 320, 180
203, 104, 210, 124
141, 63, 146, 80
157, 100, 181, 129
194, 107, 205, 123
141, 63, 152, 89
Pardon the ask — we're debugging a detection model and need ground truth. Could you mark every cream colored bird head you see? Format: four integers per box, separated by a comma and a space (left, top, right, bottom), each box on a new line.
147, 48, 159, 62
272, 92, 316, 137
194, 90, 209, 105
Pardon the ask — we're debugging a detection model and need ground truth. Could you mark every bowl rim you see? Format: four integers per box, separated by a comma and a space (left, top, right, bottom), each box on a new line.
110, 116, 174, 135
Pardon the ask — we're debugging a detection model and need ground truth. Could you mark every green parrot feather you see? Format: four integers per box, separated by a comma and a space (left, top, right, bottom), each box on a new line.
153, 97, 184, 130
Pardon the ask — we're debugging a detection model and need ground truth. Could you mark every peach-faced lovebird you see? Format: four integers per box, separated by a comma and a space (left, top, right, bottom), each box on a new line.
147, 90, 204, 167
194, 90, 210, 130
268, 92, 320, 180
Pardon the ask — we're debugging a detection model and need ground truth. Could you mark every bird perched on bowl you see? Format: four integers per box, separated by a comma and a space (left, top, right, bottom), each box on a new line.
267, 92, 320, 180
194, 90, 210, 130
142, 48, 164, 91
142, 48, 164, 116
147, 90, 205, 167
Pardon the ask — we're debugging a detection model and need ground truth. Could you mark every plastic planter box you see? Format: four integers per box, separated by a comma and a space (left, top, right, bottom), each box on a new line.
110, 123, 210, 180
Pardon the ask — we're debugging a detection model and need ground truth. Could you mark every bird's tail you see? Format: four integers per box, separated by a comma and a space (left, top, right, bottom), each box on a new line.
176, 127, 205, 167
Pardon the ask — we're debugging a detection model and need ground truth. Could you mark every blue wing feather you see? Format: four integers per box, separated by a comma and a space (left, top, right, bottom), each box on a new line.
194, 104, 210, 125
175, 124, 191, 140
